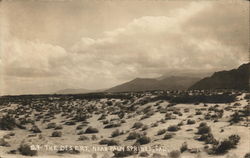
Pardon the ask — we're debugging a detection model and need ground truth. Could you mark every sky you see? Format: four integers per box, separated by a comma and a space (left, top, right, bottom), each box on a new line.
0, 0, 249, 95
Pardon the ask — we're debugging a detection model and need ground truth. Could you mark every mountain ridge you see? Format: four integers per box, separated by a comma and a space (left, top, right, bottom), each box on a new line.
106, 76, 200, 92
189, 63, 250, 90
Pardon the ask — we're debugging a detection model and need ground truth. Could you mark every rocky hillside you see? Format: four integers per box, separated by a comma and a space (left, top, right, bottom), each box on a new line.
189, 63, 250, 90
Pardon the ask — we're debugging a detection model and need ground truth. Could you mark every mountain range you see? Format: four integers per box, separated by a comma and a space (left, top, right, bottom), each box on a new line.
189, 63, 250, 90
106, 76, 200, 92
55, 62, 249, 94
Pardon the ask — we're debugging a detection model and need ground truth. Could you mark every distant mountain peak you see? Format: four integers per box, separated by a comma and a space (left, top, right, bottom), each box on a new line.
106, 76, 200, 92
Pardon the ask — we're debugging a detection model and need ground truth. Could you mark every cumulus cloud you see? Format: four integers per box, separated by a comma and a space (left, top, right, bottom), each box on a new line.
1, 0, 248, 95
70, 1, 247, 80
2, 39, 67, 77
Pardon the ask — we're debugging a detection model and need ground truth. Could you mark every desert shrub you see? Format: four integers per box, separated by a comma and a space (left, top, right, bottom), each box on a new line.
55, 125, 63, 130
18, 143, 37, 156
132, 122, 143, 129
152, 153, 165, 158
99, 139, 110, 145
230, 111, 241, 123
127, 132, 142, 140
180, 142, 188, 153
184, 108, 190, 113
91, 135, 98, 140
107, 101, 113, 106
99, 139, 119, 146
64, 121, 76, 126
244, 153, 250, 158
30, 125, 41, 133
141, 125, 149, 131
151, 122, 158, 127
159, 119, 166, 124
197, 123, 211, 134
199, 122, 207, 128
167, 125, 180, 132
196, 133, 217, 145
51, 131, 62, 137
242, 105, 250, 116
139, 151, 149, 157
168, 150, 181, 158
163, 133, 175, 140
0, 138, 10, 147
4, 132, 15, 138
157, 129, 167, 135
187, 119, 196, 125
244, 94, 250, 99
211, 140, 232, 154
209, 134, 240, 154
111, 129, 123, 137
136, 136, 151, 145
121, 119, 126, 123
113, 146, 136, 157
85, 126, 99, 134
118, 112, 125, 119
76, 125, 84, 130
98, 114, 106, 120
228, 134, 240, 145
77, 130, 85, 135
47, 122, 56, 129
165, 113, 173, 120
103, 120, 109, 125
7, 149, 17, 154
78, 135, 89, 141
0, 115, 16, 130
104, 122, 121, 128
195, 110, 202, 115
204, 114, 211, 120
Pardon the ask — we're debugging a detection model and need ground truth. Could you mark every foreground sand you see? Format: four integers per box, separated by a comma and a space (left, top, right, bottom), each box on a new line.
0, 92, 249, 158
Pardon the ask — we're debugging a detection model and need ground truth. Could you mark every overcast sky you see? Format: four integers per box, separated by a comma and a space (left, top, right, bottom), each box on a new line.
0, 0, 249, 95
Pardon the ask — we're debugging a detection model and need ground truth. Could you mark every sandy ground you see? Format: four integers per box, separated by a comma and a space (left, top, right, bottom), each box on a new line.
0, 93, 249, 158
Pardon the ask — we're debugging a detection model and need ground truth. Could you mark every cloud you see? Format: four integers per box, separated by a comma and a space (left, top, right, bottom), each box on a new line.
2, 38, 67, 77
1, 0, 248, 95
70, 1, 247, 80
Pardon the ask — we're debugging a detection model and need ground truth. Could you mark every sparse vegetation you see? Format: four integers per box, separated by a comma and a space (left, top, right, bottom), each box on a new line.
244, 153, 250, 158
187, 119, 196, 125
127, 132, 142, 140
197, 123, 211, 134
18, 143, 37, 156
163, 133, 175, 140
0, 138, 10, 147
157, 129, 167, 135
30, 125, 41, 133
208, 134, 240, 154
132, 122, 143, 129
0, 90, 248, 157
51, 131, 62, 137
85, 126, 99, 133
113, 146, 137, 157
0, 115, 16, 130
99, 139, 119, 146
167, 125, 180, 132
180, 142, 188, 153
168, 150, 181, 158
78, 135, 89, 141
136, 135, 151, 145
